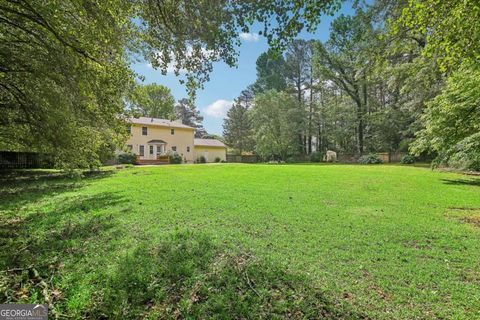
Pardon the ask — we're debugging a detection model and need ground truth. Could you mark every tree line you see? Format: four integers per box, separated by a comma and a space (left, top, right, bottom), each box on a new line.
0, 0, 340, 170
223, 0, 480, 170
1, 0, 478, 170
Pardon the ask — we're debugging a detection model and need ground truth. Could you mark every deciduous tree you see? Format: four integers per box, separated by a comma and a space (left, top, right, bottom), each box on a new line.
134, 84, 175, 119
411, 63, 480, 171
251, 90, 305, 160
394, 0, 480, 72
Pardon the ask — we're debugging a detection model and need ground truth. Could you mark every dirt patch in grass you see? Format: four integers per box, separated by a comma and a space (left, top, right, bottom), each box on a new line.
461, 215, 480, 228
446, 207, 480, 229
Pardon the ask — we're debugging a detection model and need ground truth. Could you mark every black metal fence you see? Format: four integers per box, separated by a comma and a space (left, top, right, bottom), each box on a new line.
0, 151, 51, 169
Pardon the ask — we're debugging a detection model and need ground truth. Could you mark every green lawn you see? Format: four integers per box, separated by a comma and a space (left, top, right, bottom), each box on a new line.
1, 164, 479, 319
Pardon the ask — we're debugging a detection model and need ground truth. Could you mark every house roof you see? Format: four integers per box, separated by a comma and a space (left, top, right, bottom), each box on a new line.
194, 138, 226, 148
129, 117, 194, 130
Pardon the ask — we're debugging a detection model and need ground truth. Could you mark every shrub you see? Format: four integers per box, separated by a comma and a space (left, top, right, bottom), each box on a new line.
401, 155, 415, 164
214, 157, 221, 163
444, 132, 480, 171
117, 152, 136, 165
197, 156, 206, 163
285, 157, 296, 163
169, 153, 182, 164
309, 151, 323, 163
358, 154, 383, 164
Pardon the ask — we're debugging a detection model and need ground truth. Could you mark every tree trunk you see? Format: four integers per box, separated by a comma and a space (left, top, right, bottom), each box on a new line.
362, 72, 368, 152
317, 124, 321, 151
307, 64, 314, 154
356, 99, 364, 155
304, 135, 307, 154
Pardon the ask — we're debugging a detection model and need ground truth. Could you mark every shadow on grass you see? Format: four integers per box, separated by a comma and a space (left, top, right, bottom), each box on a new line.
0, 168, 114, 182
87, 231, 366, 320
0, 193, 126, 309
441, 178, 480, 187
0, 170, 123, 307
0, 192, 126, 264
0, 169, 115, 212
1, 171, 365, 318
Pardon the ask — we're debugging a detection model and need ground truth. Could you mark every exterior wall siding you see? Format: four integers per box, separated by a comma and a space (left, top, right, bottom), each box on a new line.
194, 146, 227, 163
126, 124, 195, 163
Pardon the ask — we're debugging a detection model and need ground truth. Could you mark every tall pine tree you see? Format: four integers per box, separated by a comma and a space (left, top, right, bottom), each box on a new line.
223, 90, 255, 154
174, 99, 207, 138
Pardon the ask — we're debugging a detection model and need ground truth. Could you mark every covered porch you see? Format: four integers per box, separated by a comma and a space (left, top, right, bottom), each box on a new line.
146, 139, 167, 159
137, 139, 170, 164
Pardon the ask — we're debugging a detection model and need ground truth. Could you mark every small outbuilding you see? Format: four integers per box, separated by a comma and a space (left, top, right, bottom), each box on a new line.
194, 138, 227, 163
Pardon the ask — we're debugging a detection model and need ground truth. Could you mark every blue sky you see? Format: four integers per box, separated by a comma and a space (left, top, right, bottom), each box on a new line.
132, 1, 356, 135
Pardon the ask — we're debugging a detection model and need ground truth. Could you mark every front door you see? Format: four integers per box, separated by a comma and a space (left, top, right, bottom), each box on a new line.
149, 145, 154, 159
204, 151, 209, 163
156, 145, 164, 158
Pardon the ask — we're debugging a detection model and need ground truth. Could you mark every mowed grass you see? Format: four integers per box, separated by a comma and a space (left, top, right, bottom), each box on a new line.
1, 164, 480, 319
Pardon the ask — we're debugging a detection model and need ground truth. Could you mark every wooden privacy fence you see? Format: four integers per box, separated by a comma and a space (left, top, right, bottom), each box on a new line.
0, 151, 51, 169
337, 152, 407, 163
226, 154, 259, 163
377, 153, 390, 163
227, 152, 407, 163
388, 151, 406, 162
336, 153, 360, 163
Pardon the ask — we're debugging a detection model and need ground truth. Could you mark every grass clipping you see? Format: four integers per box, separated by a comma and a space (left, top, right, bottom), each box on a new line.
86, 231, 363, 319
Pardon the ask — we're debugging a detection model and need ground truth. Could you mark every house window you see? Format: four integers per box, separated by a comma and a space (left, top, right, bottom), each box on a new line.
187, 146, 190, 152
127, 126, 131, 134
142, 126, 147, 135
171, 146, 177, 152
139, 145, 144, 156
171, 128, 175, 135
127, 144, 132, 151
149, 145, 153, 155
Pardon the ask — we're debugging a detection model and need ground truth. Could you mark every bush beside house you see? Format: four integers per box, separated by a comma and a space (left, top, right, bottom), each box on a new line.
169, 153, 182, 164
117, 152, 137, 165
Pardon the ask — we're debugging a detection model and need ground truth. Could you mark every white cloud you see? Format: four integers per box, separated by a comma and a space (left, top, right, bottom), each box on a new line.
204, 99, 233, 118
239, 32, 260, 42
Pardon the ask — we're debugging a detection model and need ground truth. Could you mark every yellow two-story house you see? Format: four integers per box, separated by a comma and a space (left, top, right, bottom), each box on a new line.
126, 117, 226, 164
